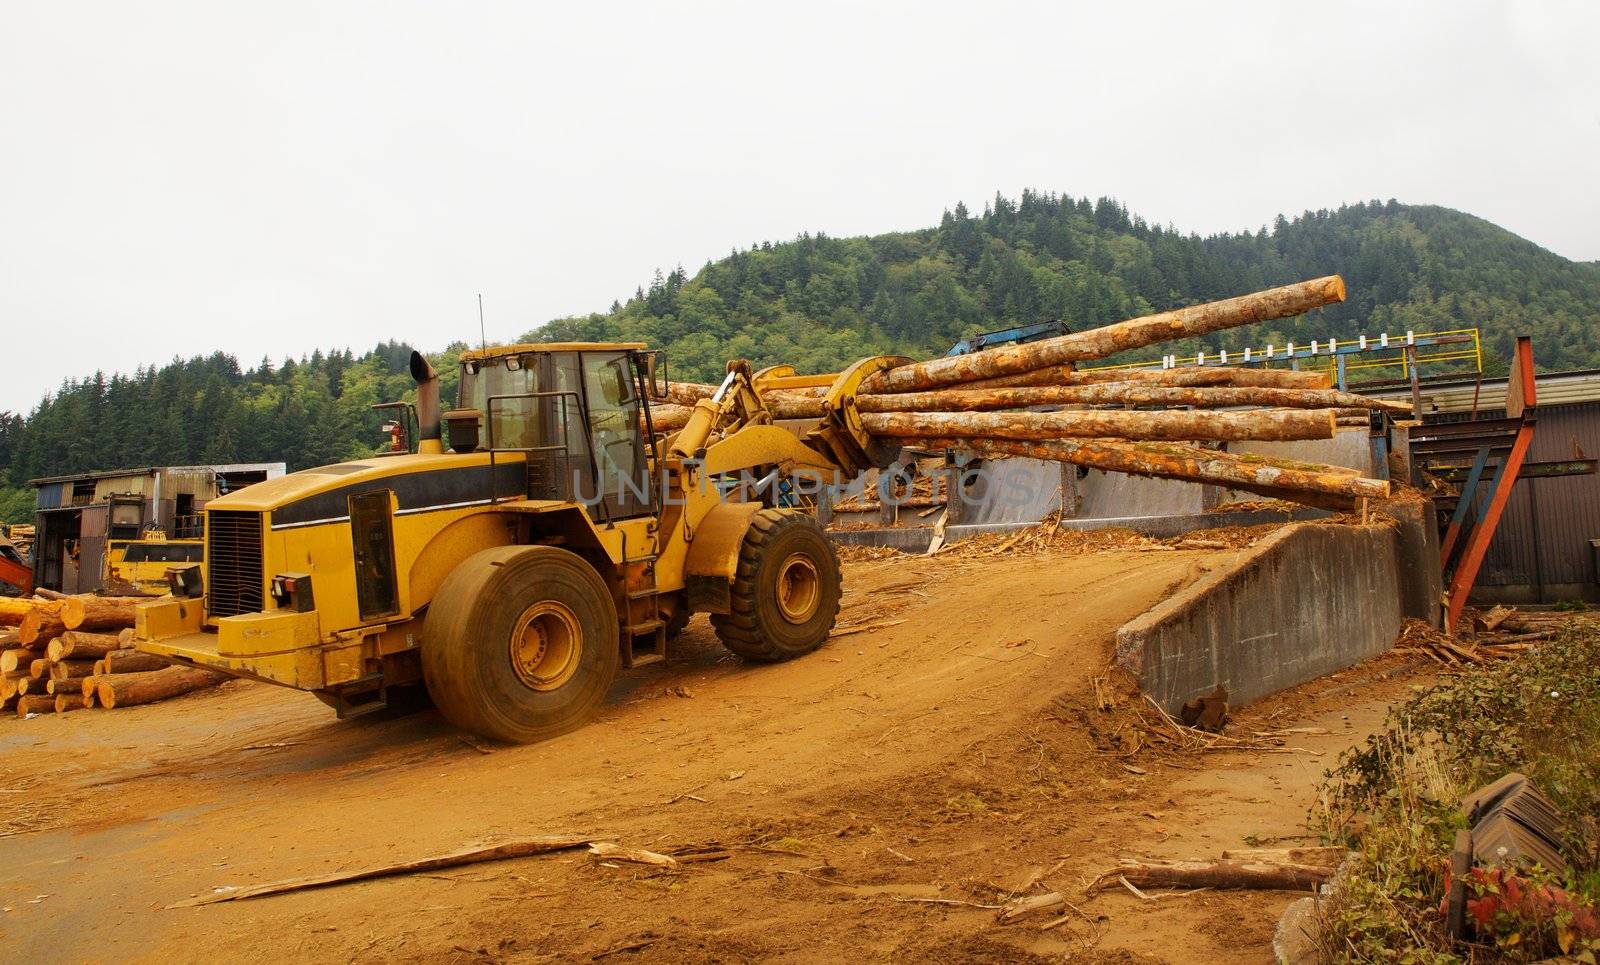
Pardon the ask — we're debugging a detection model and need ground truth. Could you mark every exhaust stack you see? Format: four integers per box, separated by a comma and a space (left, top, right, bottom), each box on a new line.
409, 351, 443, 455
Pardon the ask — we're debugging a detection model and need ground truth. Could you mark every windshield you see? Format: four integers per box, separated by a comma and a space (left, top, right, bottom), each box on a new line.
459, 351, 650, 518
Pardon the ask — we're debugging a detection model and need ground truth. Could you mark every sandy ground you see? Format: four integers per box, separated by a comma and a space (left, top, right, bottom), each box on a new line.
0, 543, 1423, 963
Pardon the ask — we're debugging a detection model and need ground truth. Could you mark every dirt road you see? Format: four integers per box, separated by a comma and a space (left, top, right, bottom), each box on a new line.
0, 543, 1415, 962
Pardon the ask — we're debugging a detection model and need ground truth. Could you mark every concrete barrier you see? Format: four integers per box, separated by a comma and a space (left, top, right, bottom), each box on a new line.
1116, 522, 1405, 713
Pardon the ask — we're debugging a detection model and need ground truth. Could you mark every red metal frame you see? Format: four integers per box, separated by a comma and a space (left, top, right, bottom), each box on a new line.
0, 554, 32, 596
1444, 337, 1537, 632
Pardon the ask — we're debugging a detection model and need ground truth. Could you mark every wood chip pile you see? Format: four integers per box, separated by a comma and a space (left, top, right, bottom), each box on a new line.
1, 594, 226, 717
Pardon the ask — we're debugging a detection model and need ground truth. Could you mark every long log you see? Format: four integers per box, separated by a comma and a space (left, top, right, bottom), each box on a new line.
96, 666, 228, 708
862, 276, 1347, 393
861, 408, 1336, 444
29, 657, 51, 679
651, 360, 1333, 413
854, 384, 1411, 415
908, 437, 1388, 502
55, 693, 89, 713
956, 364, 1332, 391
48, 630, 125, 662
1, 672, 22, 700
0, 596, 85, 629
1, 647, 33, 673
1089, 858, 1334, 893
168, 835, 598, 907
101, 650, 171, 675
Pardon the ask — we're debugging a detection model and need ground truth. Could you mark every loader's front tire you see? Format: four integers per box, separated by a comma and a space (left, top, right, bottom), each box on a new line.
711, 510, 841, 662
422, 546, 619, 744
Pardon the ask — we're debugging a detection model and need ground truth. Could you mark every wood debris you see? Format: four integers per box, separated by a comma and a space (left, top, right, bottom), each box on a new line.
168, 835, 598, 907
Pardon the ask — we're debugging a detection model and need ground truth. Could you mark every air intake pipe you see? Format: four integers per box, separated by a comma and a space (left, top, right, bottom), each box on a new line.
409, 351, 444, 455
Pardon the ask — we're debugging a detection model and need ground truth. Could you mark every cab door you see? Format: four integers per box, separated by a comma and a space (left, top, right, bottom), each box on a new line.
349, 490, 400, 620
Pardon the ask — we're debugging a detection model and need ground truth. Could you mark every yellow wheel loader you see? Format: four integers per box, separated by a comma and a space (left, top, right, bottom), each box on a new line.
133, 343, 902, 743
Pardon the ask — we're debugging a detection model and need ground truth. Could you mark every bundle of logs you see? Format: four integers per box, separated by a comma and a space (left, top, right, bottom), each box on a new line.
651, 275, 1404, 510
0, 594, 226, 717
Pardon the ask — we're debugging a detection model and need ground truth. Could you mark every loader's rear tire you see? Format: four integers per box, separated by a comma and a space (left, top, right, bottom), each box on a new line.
422, 546, 619, 744
711, 509, 841, 662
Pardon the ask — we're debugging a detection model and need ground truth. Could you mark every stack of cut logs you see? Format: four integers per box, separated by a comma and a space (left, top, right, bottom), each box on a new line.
1, 594, 226, 717
652, 275, 1404, 510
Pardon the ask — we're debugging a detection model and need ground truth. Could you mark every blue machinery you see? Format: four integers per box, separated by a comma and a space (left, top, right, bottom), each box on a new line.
947, 321, 1070, 356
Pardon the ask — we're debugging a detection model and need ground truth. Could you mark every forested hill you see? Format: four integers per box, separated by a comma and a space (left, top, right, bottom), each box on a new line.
3, 194, 1598, 522
529, 196, 1600, 383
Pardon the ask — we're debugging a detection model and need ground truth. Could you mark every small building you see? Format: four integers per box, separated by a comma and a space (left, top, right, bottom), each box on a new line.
1375, 369, 1600, 605
29, 463, 285, 594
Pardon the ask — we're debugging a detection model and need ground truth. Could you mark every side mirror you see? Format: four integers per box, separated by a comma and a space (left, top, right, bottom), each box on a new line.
640, 351, 668, 399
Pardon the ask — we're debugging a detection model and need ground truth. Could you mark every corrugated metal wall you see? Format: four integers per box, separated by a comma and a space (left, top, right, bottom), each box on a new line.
1429, 401, 1600, 599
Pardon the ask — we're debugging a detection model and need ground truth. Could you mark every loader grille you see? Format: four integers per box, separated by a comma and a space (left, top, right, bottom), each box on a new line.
206, 510, 264, 618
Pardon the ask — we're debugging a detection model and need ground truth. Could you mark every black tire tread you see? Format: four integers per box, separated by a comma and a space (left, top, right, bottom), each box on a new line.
421, 545, 618, 744
710, 509, 842, 662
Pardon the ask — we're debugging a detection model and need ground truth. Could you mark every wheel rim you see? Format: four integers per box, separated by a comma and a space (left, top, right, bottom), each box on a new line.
509, 600, 583, 691
775, 553, 821, 624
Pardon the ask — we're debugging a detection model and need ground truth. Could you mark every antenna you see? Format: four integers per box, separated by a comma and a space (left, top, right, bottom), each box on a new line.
477, 293, 487, 352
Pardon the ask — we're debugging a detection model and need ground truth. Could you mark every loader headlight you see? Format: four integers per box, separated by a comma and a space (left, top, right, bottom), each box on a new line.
271, 572, 316, 612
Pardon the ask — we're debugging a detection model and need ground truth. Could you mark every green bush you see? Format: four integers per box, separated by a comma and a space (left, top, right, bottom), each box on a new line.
1315, 625, 1600, 961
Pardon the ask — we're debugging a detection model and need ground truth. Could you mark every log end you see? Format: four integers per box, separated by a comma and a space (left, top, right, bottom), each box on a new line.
18, 612, 41, 645
60, 596, 88, 629
1324, 274, 1347, 304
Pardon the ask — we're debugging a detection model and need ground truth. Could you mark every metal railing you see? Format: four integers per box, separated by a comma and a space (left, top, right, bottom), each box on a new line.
1082, 327, 1483, 389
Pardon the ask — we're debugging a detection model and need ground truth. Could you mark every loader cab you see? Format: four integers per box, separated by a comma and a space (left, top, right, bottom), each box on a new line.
451, 343, 656, 520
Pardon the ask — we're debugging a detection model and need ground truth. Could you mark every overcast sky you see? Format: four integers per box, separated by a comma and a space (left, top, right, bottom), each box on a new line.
2, 0, 1596, 414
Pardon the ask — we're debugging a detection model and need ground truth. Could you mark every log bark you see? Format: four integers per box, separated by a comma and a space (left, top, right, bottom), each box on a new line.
55, 693, 89, 713
908, 437, 1388, 502
72, 596, 143, 633
47, 630, 125, 662
1220, 847, 1347, 866
96, 666, 228, 708
0, 647, 33, 673
16, 694, 54, 717
862, 408, 1336, 444
1089, 858, 1334, 893
944, 364, 1331, 392
647, 403, 695, 432
101, 650, 170, 675
854, 384, 1410, 415
49, 659, 97, 681
1473, 605, 1516, 633
0, 595, 85, 628
863, 276, 1346, 392
48, 675, 87, 695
